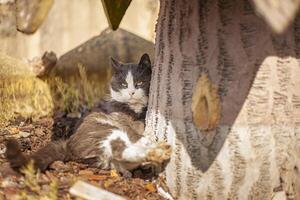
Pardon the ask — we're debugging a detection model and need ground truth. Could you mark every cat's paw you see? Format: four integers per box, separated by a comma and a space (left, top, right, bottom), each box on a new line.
146, 142, 172, 163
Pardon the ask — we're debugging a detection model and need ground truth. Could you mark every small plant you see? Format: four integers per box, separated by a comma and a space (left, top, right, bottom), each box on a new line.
47, 64, 107, 114
20, 160, 40, 194
78, 64, 95, 109
14, 161, 58, 200
0, 75, 53, 122
48, 76, 80, 113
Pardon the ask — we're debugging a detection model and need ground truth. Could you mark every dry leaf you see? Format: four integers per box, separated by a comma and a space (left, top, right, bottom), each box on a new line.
87, 174, 107, 181
110, 169, 119, 177
10, 127, 18, 134
78, 169, 94, 176
145, 182, 156, 192
104, 179, 113, 188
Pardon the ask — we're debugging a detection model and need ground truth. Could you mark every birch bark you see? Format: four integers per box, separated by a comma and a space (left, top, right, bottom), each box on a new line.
146, 0, 300, 199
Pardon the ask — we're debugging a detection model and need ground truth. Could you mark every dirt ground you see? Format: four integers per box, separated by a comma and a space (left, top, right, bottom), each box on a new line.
0, 114, 171, 200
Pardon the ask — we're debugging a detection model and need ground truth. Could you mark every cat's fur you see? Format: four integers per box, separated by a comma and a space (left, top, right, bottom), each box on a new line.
5, 54, 171, 177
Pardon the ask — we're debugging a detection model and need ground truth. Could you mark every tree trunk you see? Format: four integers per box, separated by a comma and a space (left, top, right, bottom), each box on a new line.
146, 0, 300, 199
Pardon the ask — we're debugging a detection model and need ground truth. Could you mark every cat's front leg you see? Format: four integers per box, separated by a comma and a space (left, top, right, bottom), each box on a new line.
110, 160, 133, 178
120, 140, 172, 165
110, 138, 172, 177
145, 142, 172, 164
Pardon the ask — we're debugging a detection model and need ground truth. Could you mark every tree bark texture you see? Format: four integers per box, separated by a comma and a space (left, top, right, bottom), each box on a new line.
146, 0, 300, 199
252, 0, 300, 34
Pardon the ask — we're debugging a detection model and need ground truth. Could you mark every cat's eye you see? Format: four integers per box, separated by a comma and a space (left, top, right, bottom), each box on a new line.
136, 81, 143, 87
121, 83, 128, 87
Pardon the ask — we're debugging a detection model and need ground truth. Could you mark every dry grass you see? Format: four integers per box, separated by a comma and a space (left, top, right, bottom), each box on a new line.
47, 64, 108, 113
0, 75, 54, 122
0, 53, 53, 122
0, 52, 109, 122
0, 53, 35, 76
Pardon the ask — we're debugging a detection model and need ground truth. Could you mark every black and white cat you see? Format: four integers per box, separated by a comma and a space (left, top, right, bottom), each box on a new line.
98, 54, 152, 121
5, 54, 171, 177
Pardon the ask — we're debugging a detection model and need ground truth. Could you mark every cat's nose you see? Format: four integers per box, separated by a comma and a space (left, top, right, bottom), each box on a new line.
129, 91, 135, 96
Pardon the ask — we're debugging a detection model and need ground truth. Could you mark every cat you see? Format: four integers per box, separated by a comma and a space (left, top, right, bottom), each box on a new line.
5, 53, 171, 178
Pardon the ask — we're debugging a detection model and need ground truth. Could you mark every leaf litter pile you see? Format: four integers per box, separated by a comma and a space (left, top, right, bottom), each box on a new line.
0, 115, 172, 200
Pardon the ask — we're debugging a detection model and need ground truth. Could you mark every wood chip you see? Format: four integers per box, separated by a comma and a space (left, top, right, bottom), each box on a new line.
79, 169, 94, 176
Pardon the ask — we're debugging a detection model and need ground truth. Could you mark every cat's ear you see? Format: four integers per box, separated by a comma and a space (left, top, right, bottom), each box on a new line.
110, 57, 122, 70
139, 53, 151, 68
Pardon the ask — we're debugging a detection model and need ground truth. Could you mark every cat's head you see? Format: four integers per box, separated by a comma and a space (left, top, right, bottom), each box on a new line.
110, 54, 152, 113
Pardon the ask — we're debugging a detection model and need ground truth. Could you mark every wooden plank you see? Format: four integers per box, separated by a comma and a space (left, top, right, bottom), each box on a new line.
69, 180, 126, 200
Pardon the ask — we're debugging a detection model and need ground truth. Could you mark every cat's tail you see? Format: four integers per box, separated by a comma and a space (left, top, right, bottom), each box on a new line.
5, 139, 68, 172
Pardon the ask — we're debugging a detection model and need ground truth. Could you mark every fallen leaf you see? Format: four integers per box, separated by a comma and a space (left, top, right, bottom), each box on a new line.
132, 178, 145, 186
103, 177, 121, 189
79, 169, 94, 177
145, 182, 156, 192
67, 112, 81, 118
49, 161, 68, 171
18, 131, 31, 138
110, 169, 119, 177
104, 179, 113, 188
45, 171, 56, 181
19, 125, 34, 132
10, 127, 18, 134
3, 187, 18, 200
87, 174, 107, 181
